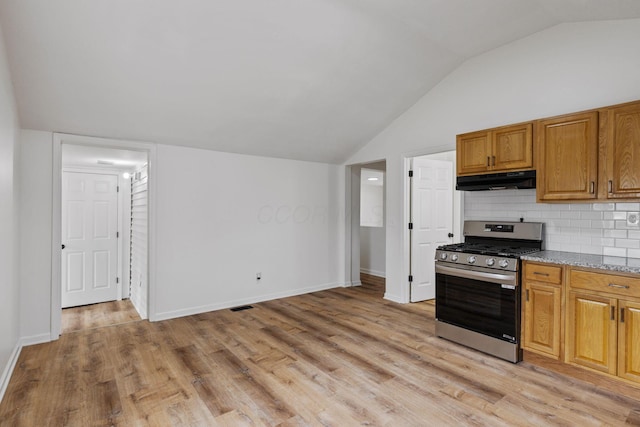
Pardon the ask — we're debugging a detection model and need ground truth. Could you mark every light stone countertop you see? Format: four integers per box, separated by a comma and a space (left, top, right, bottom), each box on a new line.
521, 250, 640, 275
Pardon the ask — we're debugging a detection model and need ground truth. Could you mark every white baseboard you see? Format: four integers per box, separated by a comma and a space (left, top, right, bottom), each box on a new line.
20, 333, 52, 347
0, 342, 21, 404
384, 292, 407, 304
130, 296, 148, 321
359, 268, 386, 278
152, 282, 340, 322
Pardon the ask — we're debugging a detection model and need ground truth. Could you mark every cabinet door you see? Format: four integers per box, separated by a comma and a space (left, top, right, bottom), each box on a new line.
492, 123, 533, 172
523, 282, 561, 358
567, 291, 617, 375
456, 131, 490, 175
618, 300, 640, 383
536, 112, 599, 202
602, 101, 640, 199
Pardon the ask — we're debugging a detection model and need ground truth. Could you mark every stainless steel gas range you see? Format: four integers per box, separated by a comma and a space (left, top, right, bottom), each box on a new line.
434, 220, 543, 363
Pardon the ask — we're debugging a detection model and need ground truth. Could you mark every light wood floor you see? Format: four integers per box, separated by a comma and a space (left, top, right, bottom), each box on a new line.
62, 299, 141, 333
2, 282, 640, 426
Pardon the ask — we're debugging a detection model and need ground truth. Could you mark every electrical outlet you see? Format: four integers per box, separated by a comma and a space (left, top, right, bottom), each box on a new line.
627, 212, 640, 227
256, 272, 261, 281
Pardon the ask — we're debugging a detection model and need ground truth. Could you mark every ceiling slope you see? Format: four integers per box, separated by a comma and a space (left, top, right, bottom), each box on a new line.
1, 0, 640, 163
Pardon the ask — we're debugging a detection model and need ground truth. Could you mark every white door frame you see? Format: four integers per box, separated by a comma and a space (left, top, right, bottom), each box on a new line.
51, 133, 157, 340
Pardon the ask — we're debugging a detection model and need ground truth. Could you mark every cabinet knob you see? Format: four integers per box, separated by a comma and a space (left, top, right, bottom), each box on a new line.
590, 181, 595, 194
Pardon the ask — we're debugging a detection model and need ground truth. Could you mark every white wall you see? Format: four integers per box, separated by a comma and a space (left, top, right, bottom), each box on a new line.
19, 130, 52, 342
360, 227, 385, 277
154, 144, 341, 319
360, 183, 383, 227
344, 19, 640, 302
0, 24, 20, 399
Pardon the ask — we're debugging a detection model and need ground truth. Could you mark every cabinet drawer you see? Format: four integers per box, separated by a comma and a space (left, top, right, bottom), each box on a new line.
524, 263, 562, 284
570, 269, 640, 299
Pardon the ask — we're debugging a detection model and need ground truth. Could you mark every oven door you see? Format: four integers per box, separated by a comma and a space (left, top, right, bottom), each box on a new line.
435, 263, 520, 343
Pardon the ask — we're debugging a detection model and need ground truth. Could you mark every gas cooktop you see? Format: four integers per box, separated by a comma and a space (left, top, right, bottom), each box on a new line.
436, 242, 541, 258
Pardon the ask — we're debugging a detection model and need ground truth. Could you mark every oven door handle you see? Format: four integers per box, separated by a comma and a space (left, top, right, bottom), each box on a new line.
435, 263, 517, 286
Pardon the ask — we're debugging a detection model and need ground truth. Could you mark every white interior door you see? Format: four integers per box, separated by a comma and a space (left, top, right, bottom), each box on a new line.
410, 158, 453, 302
62, 172, 119, 308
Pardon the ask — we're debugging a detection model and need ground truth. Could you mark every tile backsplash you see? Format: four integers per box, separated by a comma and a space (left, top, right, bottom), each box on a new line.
464, 189, 640, 258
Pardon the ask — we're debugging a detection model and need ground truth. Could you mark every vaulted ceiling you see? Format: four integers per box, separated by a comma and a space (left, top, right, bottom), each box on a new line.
2, 0, 640, 163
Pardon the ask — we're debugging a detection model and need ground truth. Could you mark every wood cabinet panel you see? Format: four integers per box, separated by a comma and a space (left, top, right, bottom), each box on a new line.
524, 282, 561, 358
457, 131, 491, 175
536, 112, 599, 201
524, 263, 562, 284
492, 123, 533, 171
602, 101, 640, 199
569, 269, 640, 299
618, 300, 640, 382
567, 291, 617, 375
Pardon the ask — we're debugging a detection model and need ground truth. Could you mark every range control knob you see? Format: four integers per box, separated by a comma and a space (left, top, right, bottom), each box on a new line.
498, 259, 510, 268
486, 258, 495, 267
467, 256, 477, 264
439, 252, 448, 260
451, 254, 459, 262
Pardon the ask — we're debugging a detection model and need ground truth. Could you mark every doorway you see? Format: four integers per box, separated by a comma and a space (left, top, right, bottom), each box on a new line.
52, 134, 156, 339
346, 160, 387, 296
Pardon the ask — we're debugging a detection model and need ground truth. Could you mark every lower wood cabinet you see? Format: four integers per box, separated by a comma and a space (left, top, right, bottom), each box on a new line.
618, 300, 640, 383
565, 269, 640, 383
522, 262, 563, 359
523, 262, 640, 386
566, 291, 617, 375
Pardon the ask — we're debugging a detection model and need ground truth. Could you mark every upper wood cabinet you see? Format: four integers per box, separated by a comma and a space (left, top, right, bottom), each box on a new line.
600, 101, 640, 199
457, 122, 533, 176
536, 100, 640, 202
536, 111, 599, 202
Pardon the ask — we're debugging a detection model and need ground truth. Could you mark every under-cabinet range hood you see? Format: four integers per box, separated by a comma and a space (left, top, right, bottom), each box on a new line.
456, 170, 536, 191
